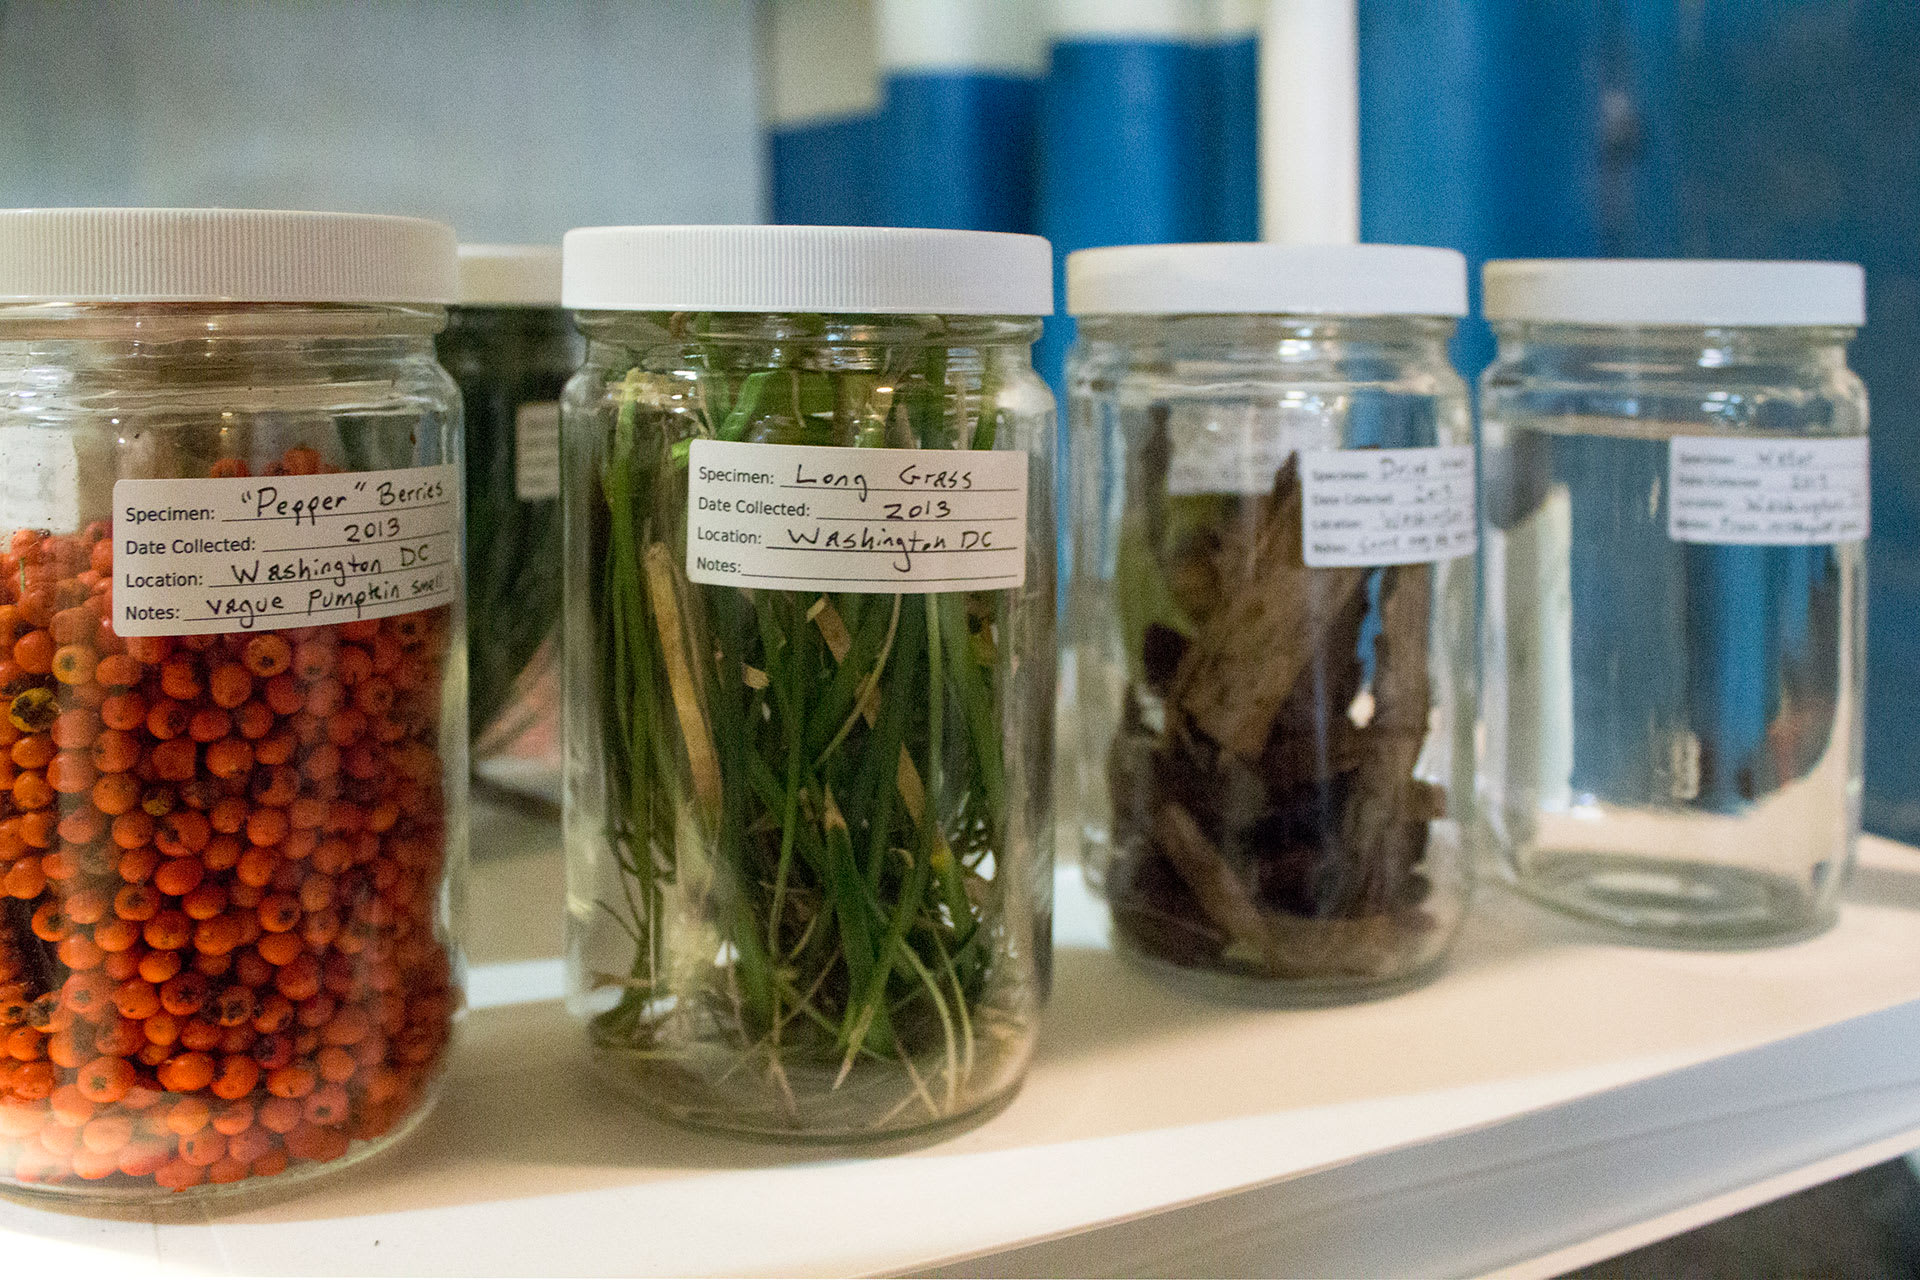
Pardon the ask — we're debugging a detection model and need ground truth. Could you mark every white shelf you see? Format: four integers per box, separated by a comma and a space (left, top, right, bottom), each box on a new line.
5, 802, 1920, 1277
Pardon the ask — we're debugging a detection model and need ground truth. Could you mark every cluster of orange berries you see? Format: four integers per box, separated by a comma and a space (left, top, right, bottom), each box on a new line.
0, 448, 456, 1195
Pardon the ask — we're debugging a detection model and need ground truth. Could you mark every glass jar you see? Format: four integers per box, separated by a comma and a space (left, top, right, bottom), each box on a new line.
0, 209, 466, 1204
1066, 243, 1476, 1004
437, 245, 575, 811
560, 226, 1056, 1139
1481, 259, 1868, 944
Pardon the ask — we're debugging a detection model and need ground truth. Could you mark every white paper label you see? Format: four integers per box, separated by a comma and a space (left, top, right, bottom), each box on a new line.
1668, 435, 1869, 545
1300, 445, 1477, 567
686, 439, 1027, 593
0, 431, 82, 532
113, 463, 459, 636
1166, 403, 1334, 496
514, 401, 561, 502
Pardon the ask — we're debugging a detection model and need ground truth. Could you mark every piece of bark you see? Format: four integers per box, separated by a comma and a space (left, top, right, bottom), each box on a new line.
1340, 564, 1434, 866
1258, 575, 1371, 785
1265, 909, 1432, 978
1152, 800, 1274, 965
1172, 459, 1368, 761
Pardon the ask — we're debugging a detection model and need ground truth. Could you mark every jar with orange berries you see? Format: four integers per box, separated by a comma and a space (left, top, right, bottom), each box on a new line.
0, 209, 467, 1204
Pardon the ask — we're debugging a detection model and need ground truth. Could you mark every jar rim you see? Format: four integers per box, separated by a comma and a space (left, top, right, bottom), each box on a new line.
0, 300, 448, 340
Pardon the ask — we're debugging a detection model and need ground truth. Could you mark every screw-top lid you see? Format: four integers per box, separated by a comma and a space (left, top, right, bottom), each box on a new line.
562, 225, 1054, 316
0, 208, 458, 304
456, 243, 563, 307
1483, 259, 1866, 327
1066, 243, 1468, 317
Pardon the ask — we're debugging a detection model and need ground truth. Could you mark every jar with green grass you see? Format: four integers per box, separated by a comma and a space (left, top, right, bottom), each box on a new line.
560, 225, 1056, 1140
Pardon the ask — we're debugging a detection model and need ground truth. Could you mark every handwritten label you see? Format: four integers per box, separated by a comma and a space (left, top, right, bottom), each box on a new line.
112, 463, 458, 636
1300, 445, 1477, 567
685, 439, 1026, 593
1166, 402, 1334, 496
0, 431, 81, 532
1668, 435, 1869, 545
515, 401, 561, 502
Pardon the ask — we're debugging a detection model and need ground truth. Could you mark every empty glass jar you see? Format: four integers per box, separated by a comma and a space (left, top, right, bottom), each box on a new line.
1066, 243, 1476, 1003
561, 225, 1056, 1139
1481, 259, 1868, 944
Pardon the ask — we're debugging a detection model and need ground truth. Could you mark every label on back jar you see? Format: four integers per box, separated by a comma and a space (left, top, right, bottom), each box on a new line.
1300, 445, 1477, 567
514, 401, 561, 501
1668, 436, 1869, 544
686, 439, 1027, 593
112, 463, 459, 636
1166, 403, 1335, 496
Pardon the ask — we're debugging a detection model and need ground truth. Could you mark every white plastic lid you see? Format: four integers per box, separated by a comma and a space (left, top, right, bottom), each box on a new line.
562, 225, 1053, 316
1066, 243, 1468, 317
0, 208, 457, 305
1483, 259, 1865, 327
456, 243, 563, 307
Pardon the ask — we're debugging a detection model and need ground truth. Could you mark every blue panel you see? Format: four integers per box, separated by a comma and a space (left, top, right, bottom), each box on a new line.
769, 115, 880, 226
878, 73, 1040, 233
1037, 38, 1223, 503
1198, 35, 1260, 243
1359, 1, 1609, 376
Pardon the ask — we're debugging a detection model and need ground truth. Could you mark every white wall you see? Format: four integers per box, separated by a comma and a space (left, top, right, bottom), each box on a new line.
0, 0, 765, 240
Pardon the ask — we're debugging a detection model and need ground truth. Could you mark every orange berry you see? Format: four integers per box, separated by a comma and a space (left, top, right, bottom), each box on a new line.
11, 771, 53, 811
50, 645, 95, 685
255, 930, 304, 967
158, 659, 202, 701
149, 738, 197, 782
193, 914, 245, 957
210, 1055, 260, 1101
208, 664, 252, 709
99, 691, 147, 731
112, 980, 161, 1021
188, 706, 231, 743
246, 807, 289, 848
256, 1095, 303, 1134
93, 918, 139, 953
49, 1083, 95, 1126
13, 630, 54, 674
93, 653, 141, 688
243, 635, 292, 679
89, 728, 140, 773
158, 1051, 217, 1094
139, 948, 184, 985
110, 809, 154, 849
145, 697, 189, 740
113, 883, 160, 922
154, 1157, 206, 1190
211, 1099, 256, 1137
177, 1127, 226, 1167
91, 771, 140, 815
3, 858, 46, 899
74, 1056, 136, 1104
49, 707, 99, 749
204, 737, 253, 779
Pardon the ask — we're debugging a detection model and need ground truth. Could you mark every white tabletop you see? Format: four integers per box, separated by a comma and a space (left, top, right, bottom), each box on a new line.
4, 800, 1919, 1277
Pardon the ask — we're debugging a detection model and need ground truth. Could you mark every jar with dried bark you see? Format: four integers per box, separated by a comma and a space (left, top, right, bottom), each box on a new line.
1065, 243, 1476, 1003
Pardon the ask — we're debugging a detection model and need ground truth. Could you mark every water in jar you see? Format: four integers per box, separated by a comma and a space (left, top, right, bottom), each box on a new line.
1481, 414, 1861, 942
